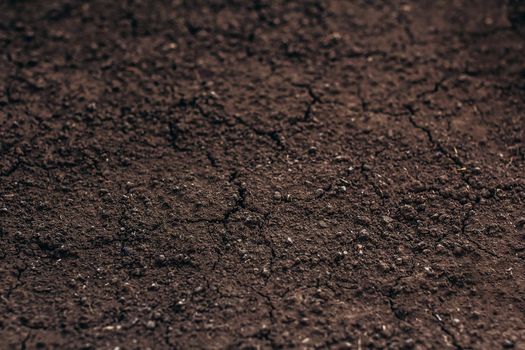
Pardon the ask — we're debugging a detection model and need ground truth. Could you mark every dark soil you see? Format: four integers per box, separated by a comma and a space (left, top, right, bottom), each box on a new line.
1, 1, 525, 349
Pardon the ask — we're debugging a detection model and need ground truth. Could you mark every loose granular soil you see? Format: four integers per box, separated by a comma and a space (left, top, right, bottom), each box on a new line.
1, 1, 525, 349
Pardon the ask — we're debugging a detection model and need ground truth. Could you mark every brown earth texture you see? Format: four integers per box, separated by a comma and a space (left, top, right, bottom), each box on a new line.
1, 0, 525, 349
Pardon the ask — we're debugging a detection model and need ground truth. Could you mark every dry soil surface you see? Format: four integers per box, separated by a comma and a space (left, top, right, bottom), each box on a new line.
1, 1, 525, 349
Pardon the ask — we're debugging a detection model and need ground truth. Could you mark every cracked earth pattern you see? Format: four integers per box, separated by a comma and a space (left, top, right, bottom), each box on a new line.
1, 1, 525, 349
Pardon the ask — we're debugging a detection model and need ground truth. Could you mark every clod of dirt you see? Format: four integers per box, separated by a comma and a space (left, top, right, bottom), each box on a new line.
453, 246, 464, 257
155, 254, 167, 265
516, 217, 525, 229
399, 205, 418, 220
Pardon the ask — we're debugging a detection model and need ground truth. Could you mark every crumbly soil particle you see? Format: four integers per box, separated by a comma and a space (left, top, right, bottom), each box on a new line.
1, 1, 524, 349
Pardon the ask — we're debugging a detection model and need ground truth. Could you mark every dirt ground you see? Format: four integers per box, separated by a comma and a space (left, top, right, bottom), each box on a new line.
0, 0, 524, 349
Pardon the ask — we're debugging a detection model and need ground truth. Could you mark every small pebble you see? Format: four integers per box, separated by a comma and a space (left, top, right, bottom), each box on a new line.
146, 320, 156, 329
318, 220, 329, 228
261, 267, 270, 277
86, 102, 97, 112
273, 191, 282, 200
382, 215, 393, 223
